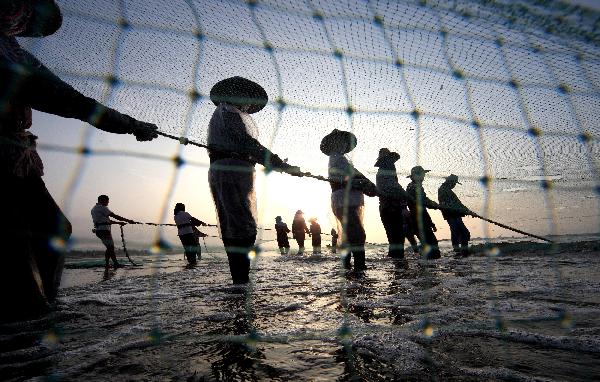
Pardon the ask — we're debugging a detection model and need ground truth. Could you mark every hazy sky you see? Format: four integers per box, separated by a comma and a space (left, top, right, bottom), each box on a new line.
23, 0, 600, 249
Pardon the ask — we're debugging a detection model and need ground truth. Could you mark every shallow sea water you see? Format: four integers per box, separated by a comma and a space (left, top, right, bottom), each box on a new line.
1, 243, 599, 381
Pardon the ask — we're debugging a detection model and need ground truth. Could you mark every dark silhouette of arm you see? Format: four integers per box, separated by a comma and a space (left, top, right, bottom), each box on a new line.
1, 52, 157, 140
216, 111, 288, 169
190, 216, 207, 226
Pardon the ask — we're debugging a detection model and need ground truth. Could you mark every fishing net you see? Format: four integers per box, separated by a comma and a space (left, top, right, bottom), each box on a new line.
12, 0, 600, 379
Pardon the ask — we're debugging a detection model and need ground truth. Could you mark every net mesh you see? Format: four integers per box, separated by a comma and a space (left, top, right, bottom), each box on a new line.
13, 0, 600, 379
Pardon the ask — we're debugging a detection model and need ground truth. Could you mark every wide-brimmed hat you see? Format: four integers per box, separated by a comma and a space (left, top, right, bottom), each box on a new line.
210, 76, 268, 114
374, 148, 400, 167
320, 129, 357, 156
407, 165, 430, 178
445, 174, 462, 185
1, 0, 63, 37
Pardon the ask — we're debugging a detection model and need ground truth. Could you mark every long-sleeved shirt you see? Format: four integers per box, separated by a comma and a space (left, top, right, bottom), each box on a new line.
328, 154, 377, 210
292, 218, 309, 237
438, 183, 469, 219
406, 181, 436, 229
1, 35, 140, 177
207, 103, 285, 168
275, 222, 290, 241
375, 164, 412, 208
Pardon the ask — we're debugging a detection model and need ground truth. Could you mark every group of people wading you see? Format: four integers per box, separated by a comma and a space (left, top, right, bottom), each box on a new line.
1, 0, 473, 319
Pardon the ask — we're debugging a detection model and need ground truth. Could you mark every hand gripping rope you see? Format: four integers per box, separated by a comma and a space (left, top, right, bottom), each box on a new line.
156, 131, 554, 243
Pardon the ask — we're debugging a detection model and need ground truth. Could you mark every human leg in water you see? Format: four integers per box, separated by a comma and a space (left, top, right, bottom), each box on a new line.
179, 233, 198, 266
222, 236, 256, 284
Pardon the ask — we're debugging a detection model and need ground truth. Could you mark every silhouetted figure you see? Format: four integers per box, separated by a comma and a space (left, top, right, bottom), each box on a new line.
292, 210, 310, 254
330, 228, 339, 253
91, 195, 138, 269
309, 217, 322, 254
438, 174, 472, 256
375, 148, 413, 259
322, 129, 377, 270
174, 203, 207, 265
207, 77, 301, 284
406, 166, 442, 259
274, 216, 290, 255
0, 0, 158, 319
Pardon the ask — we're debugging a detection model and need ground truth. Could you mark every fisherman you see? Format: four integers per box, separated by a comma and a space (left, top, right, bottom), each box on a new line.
0, 0, 158, 319
321, 129, 378, 270
406, 166, 442, 259
292, 210, 310, 254
438, 174, 472, 256
207, 76, 301, 284
330, 228, 339, 253
174, 203, 208, 265
375, 148, 413, 259
274, 216, 290, 255
308, 217, 322, 254
91, 195, 139, 270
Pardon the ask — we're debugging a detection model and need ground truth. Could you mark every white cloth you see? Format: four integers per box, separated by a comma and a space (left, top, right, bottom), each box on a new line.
208, 104, 258, 240
328, 154, 364, 210
174, 211, 194, 236
91, 204, 112, 231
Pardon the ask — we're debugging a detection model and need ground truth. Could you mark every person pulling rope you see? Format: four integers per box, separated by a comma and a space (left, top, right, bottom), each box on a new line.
155, 131, 553, 244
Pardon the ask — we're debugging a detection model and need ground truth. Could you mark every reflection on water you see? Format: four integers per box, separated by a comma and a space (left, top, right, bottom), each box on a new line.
1, 243, 600, 380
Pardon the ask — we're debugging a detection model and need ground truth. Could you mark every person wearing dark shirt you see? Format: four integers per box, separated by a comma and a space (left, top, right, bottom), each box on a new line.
0, 0, 158, 319
438, 174, 472, 256
375, 148, 413, 259
274, 216, 290, 255
322, 129, 378, 270
291, 210, 310, 254
308, 217, 322, 254
406, 166, 442, 259
330, 228, 339, 254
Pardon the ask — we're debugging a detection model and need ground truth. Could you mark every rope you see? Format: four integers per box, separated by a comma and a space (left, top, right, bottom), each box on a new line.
470, 213, 554, 243
158, 131, 555, 243
119, 224, 142, 266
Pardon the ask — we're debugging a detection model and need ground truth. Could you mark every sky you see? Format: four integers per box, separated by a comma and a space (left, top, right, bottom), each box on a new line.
21, 0, 600, 249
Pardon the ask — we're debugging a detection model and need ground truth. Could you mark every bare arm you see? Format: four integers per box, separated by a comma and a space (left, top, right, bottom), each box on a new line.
109, 212, 135, 224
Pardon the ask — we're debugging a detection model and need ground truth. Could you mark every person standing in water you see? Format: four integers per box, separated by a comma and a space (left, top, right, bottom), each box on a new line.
207, 76, 301, 284
91, 195, 139, 270
406, 166, 442, 259
0, 0, 158, 319
330, 228, 339, 253
174, 203, 208, 266
321, 129, 378, 270
438, 174, 472, 256
274, 216, 290, 255
292, 210, 310, 254
375, 148, 414, 259
309, 217, 322, 254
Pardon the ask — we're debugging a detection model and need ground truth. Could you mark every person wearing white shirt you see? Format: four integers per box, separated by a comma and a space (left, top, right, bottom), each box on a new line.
91, 195, 137, 269
173, 203, 207, 265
